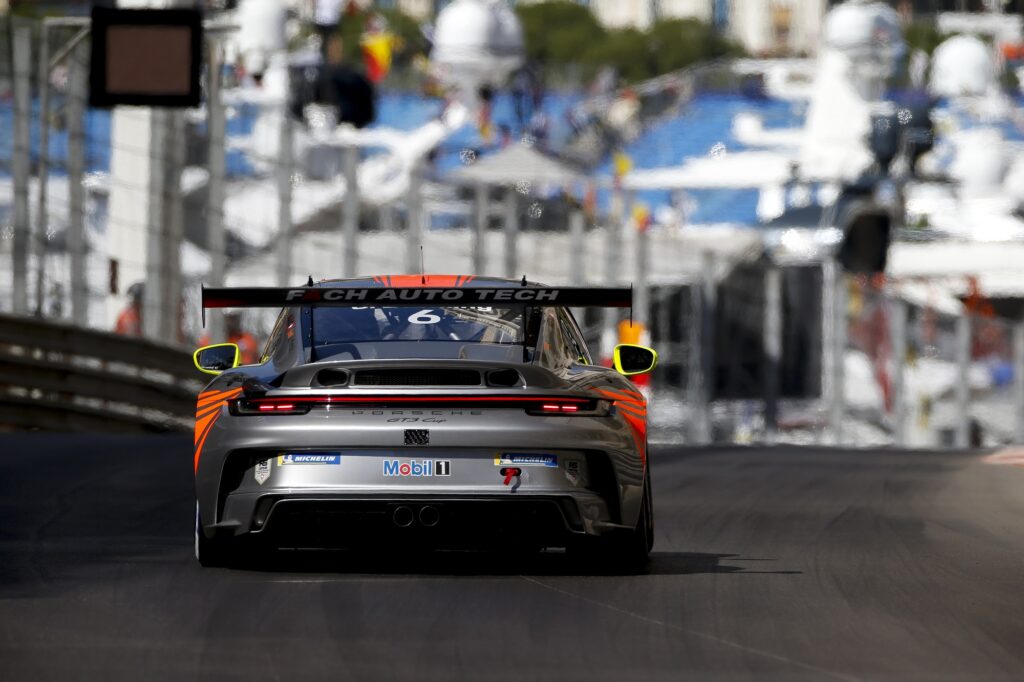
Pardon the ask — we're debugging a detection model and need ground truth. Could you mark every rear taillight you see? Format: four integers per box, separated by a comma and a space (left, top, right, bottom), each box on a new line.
525, 399, 610, 417
229, 395, 610, 416
231, 399, 311, 415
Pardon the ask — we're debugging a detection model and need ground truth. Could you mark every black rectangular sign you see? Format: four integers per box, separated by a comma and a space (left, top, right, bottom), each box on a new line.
90, 7, 203, 108
203, 286, 632, 309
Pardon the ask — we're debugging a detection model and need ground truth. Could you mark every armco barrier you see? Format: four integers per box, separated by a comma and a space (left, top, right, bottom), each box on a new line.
0, 313, 203, 431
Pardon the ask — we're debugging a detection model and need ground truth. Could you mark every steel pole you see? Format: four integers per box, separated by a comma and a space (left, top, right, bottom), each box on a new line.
160, 111, 185, 343
503, 188, 518, 278
472, 183, 486, 275
602, 187, 625, 358
11, 23, 32, 315
405, 160, 423, 273
342, 144, 359, 278
634, 220, 649, 328
889, 296, 908, 446
954, 313, 971, 448
33, 26, 51, 316
569, 209, 585, 285
829, 265, 847, 445
142, 109, 168, 341
67, 40, 88, 326
205, 43, 226, 342
276, 92, 294, 286
1014, 321, 1024, 444
763, 265, 782, 442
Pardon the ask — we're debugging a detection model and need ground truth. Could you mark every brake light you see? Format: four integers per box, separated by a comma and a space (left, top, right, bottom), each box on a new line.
526, 399, 609, 417
540, 403, 578, 413
232, 399, 311, 415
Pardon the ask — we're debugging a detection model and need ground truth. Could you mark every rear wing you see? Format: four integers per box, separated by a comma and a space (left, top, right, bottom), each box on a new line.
202, 285, 632, 314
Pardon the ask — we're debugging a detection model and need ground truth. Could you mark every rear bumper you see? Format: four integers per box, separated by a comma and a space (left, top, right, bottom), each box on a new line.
196, 407, 646, 544
212, 493, 615, 549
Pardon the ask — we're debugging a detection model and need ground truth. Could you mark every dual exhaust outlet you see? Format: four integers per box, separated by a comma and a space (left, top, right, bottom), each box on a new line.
392, 505, 440, 528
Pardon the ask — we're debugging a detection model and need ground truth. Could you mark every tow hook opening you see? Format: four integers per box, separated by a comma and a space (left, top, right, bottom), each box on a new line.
418, 505, 440, 527
392, 505, 415, 528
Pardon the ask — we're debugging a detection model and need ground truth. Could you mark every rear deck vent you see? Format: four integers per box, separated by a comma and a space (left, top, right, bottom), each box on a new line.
315, 368, 350, 387
353, 369, 482, 386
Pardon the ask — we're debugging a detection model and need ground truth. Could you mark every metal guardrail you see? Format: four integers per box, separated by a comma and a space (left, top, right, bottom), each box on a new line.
0, 313, 203, 432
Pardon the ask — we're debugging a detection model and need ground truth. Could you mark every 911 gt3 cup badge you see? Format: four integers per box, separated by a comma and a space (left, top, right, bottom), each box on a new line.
494, 453, 558, 468
254, 458, 271, 485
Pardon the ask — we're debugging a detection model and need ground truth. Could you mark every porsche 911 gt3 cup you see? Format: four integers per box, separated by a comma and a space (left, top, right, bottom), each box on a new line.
192, 276, 657, 569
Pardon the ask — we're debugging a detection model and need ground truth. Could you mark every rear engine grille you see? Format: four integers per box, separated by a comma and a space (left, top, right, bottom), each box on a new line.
353, 369, 482, 386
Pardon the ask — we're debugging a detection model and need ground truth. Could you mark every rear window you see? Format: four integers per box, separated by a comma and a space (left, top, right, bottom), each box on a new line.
311, 306, 524, 345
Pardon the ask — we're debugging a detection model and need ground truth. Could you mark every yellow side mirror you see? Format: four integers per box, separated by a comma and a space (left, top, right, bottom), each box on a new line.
613, 344, 658, 376
193, 343, 240, 376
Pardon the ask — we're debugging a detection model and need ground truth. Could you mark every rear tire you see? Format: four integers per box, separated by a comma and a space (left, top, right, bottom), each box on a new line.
194, 502, 230, 568
570, 471, 653, 574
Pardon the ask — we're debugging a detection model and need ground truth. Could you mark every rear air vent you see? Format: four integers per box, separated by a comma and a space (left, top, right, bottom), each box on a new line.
314, 368, 350, 387
486, 369, 523, 387
352, 369, 482, 386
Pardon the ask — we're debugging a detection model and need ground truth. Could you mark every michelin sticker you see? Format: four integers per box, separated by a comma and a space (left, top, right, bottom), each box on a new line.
495, 453, 558, 468
277, 453, 342, 465
254, 458, 271, 485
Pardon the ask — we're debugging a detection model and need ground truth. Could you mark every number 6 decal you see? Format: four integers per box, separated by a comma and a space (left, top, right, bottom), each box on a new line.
408, 309, 441, 324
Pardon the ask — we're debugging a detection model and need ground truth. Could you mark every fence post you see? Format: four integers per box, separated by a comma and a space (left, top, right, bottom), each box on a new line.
205, 42, 226, 343
954, 313, 971, 448
68, 39, 88, 326
33, 24, 51, 316
503, 188, 518, 278
763, 265, 782, 442
276, 81, 294, 286
472, 182, 486, 275
889, 296, 908, 446
1014, 321, 1024, 444
602, 186, 625, 358
690, 251, 715, 443
342, 144, 359, 278
826, 261, 846, 445
11, 21, 32, 315
634, 215, 649, 330
569, 209, 585, 285
405, 160, 423, 273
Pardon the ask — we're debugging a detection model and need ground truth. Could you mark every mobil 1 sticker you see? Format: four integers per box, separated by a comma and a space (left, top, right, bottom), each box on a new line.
383, 459, 451, 477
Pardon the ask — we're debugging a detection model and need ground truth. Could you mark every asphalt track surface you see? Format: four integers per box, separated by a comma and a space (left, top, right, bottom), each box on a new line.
2, 434, 1023, 681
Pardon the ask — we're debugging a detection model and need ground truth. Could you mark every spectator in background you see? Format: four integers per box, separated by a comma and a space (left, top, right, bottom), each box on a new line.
199, 313, 259, 365
114, 282, 144, 337
313, 0, 345, 60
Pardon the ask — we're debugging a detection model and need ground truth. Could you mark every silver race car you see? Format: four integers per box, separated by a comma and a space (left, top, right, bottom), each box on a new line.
192, 276, 657, 568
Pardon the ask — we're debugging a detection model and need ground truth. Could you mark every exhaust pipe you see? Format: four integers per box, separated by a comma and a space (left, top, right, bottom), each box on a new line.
418, 505, 440, 528
392, 506, 414, 528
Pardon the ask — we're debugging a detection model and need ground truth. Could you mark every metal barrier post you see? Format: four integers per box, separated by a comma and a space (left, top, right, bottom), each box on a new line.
503, 188, 518, 278
405, 160, 423, 273
1014, 321, 1024, 444
472, 183, 486, 275
569, 209, 585, 285
11, 21, 32, 315
33, 24, 51, 316
634, 215, 649, 329
763, 265, 782, 442
342, 144, 359, 278
276, 82, 294, 286
68, 40, 88, 325
955, 313, 971, 448
691, 252, 716, 443
889, 296, 908, 446
205, 43, 226, 342
828, 264, 847, 444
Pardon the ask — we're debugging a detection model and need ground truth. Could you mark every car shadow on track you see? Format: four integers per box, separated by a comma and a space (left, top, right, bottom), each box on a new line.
216, 549, 802, 578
